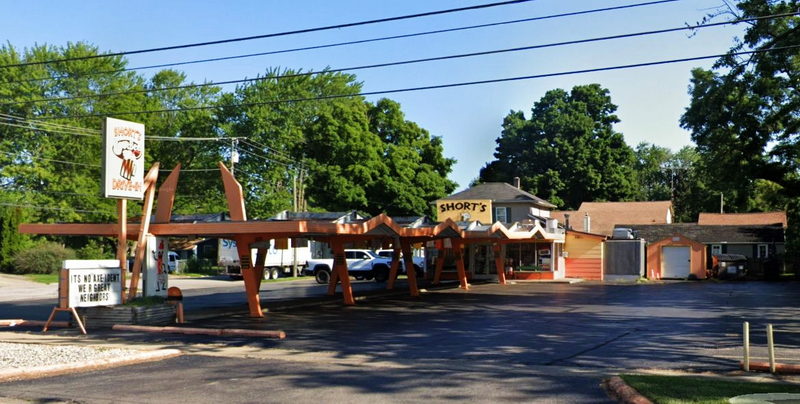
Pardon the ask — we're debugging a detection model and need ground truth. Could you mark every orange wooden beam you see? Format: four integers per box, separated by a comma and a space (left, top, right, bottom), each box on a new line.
329, 239, 355, 305
433, 250, 445, 285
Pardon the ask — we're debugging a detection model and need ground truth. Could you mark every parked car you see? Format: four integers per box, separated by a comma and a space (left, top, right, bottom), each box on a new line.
712, 254, 748, 279
304, 249, 391, 284
375, 249, 425, 277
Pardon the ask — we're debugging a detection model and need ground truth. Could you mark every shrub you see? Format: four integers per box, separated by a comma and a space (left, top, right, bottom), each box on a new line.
184, 256, 215, 275
75, 239, 114, 260
12, 242, 76, 274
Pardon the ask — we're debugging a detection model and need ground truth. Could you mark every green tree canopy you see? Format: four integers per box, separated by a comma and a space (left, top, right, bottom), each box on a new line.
479, 84, 638, 209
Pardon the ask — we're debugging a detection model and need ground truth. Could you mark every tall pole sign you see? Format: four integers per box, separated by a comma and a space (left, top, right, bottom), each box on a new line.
102, 117, 145, 302
102, 117, 145, 200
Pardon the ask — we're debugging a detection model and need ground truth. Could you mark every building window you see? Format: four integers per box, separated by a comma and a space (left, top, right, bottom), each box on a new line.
495, 207, 508, 223
711, 245, 722, 255
757, 244, 768, 259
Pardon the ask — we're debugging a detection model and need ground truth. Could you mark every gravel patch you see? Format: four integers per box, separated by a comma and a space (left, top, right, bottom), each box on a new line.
0, 342, 144, 369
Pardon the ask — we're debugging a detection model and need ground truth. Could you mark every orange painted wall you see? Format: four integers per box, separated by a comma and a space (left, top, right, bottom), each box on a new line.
564, 231, 604, 280
646, 234, 707, 279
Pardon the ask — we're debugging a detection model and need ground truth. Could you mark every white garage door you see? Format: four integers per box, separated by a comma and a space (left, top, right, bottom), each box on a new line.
662, 246, 691, 278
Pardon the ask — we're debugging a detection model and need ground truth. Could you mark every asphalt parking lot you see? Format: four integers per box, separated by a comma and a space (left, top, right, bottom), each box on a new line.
2, 280, 799, 403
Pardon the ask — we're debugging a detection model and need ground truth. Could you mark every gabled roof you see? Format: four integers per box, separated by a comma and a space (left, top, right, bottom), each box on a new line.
698, 212, 787, 227
438, 182, 556, 208
552, 201, 672, 236
617, 223, 785, 244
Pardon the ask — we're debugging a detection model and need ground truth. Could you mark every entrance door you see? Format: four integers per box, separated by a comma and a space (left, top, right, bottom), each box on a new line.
471, 244, 495, 279
661, 246, 691, 278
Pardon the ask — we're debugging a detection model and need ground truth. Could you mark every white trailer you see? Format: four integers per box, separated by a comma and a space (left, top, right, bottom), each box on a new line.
218, 238, 316, 279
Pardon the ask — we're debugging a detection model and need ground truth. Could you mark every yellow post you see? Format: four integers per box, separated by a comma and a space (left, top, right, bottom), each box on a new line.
743, 321, 750, 371
767, 323, 776, 373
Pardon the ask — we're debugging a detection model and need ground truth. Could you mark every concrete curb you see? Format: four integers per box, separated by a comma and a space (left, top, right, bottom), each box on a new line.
743, 361, 800, 375
603, 376, 653, 404
0, 348, 182, 383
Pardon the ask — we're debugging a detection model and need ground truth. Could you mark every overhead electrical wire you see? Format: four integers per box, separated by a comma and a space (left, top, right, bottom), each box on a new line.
0, 0, 679, 86
0, 0, 537, 70
30, 43, 800, 121
0, 202, 113, 215
3, 10, 795, 109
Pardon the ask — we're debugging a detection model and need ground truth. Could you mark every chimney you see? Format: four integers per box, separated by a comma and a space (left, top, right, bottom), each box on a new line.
513, 176, 521, 189
564, 213, 571, 230
583, 212, 591, 233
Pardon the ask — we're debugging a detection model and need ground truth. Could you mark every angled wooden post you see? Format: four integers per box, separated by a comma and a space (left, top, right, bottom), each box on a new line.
218, 162, 246, 221
386, 244, 401, 290
330, 239, 355, 305
493, 243, 507, 285
218, 161, 262, 316
128, 163, 160, 299
453, 240, 469, 290
401, 239, 419, 297
154, 164, 181, 224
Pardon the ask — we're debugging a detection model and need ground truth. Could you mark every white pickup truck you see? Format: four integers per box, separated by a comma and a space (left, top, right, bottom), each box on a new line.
304, 249, 425, 284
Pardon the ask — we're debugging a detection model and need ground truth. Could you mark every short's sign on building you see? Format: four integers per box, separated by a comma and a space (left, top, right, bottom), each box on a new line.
60, 260, 123, 308
435, 199, 492, 223
143, 235, 169, 297
102, 117, 145, 200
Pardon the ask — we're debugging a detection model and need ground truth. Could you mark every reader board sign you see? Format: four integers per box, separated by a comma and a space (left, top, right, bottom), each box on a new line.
102, 117, 145, 200
60, 260, 123, 308
143, 235, 169, 297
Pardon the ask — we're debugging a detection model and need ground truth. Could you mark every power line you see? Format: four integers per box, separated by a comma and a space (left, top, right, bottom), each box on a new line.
4, 10, 794, 109
32, 44, 800, 120
0, 0, 535, 70
0, 150, 100, 168
0, 0, 679, 86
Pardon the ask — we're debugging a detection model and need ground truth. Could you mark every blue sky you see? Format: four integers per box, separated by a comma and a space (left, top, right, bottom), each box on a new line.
1, 0, 744, 190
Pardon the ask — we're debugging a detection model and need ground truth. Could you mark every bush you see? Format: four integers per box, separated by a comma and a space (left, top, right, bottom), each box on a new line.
75, 239, 113, 260
184, 256, 215, 275
12, 242, 76, 274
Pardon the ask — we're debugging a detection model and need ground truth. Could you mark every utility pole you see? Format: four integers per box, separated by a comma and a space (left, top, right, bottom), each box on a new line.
230, 139, 239, 175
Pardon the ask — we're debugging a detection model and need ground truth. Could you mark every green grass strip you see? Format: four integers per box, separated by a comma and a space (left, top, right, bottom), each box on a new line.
621, 374, 800, 404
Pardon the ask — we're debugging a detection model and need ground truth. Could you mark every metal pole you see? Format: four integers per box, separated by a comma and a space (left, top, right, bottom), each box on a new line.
767, 323, 776, 373
743, 321, 750, 371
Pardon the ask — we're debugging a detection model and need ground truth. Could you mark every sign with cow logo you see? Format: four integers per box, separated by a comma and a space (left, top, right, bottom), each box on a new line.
435, 199, 492, 223
102, 117, 145, 200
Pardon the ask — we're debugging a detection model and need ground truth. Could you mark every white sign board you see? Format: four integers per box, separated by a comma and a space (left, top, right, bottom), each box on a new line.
143, 235, 169, 297
62, 260, 123, 308
102, 117, 145, 200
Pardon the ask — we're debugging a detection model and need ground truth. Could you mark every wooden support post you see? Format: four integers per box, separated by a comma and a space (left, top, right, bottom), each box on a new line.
768, 323, 776, 374
117, 199, 127, 303
453, 240, 469, 290
386, 245, 401, 290
433, 250, 445, 285
330, 240, 355, 305
743, 321, 750, 371
493, 243, 507, 285
236, 237, 263, 318
401, 240, 419, 297
128, 163, 160, 299
326, 260, 340, 296
43, 307, 86, 335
